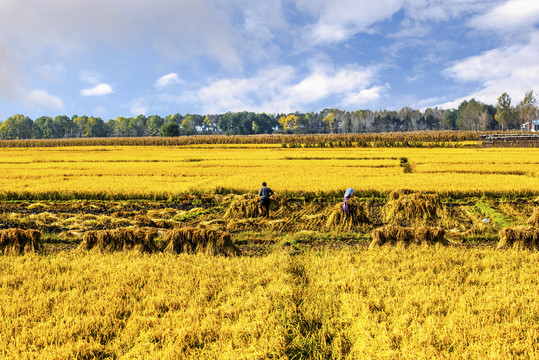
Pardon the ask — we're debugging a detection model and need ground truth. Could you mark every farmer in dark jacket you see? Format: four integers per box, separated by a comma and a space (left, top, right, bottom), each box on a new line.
259, 182, 274, 217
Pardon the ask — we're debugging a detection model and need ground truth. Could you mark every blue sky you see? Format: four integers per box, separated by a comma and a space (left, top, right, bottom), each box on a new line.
1, 0, 538, 120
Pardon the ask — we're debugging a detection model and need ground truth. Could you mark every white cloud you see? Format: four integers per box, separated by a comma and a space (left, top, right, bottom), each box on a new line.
183, 63, 382, 113
440, 30, 539, 107
127, 98, 149, 115
296, 0, 497, 45
79, 71, 102, 85
342, 85, 388, 106
80, 83, 113, 97
468, 0, 539, 32
26, 89, 64, 110
155, 73, 183, 88
403, 0, 498, 22
297, 0, 405, 44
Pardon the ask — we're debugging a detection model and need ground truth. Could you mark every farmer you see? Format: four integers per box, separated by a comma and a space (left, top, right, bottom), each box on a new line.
342, 188, 354, 217
259, 182, 274, 217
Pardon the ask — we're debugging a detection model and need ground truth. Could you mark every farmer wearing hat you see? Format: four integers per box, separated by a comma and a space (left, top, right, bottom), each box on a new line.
343, 188, 354, 217
259, 182, 274, 217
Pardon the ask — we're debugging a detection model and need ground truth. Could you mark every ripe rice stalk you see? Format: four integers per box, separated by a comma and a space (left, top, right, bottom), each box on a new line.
226, 219, 259, 232
134, 215, 157, 228
162, 227, 240, 256
369, 225, 446, 248
58, 230, 83, 240
223, 194, 286, 219
497, 226, 539, 250
198, 219, 226, 231
78, 228, 159, 253
384, 191, 441, 225
527, 207, 539, 226
223, 195, 260, 219
326, 197, 368, 230
0, 228, 41, 255
300, 213, 327, 230
151, 219, 176, 229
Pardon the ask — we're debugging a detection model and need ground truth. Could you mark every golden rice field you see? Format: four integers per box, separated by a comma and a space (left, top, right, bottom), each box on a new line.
0, 144, 538, 199
1, 139, 539, 359
1, 248, 538, 359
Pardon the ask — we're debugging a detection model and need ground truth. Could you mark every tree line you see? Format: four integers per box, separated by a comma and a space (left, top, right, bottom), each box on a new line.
0, 91, 537, 140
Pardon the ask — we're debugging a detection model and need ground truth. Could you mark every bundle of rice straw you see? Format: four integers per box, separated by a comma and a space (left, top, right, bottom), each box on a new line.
162, 227, 240, 256
384, 190, 440, 225
223, 194, 286, 219
78, 228, 158, 253
497, 226, 539, 250
0, 228, 41, 255
369, 225, 447, 248
527, 207, 539, 227
326, 197, 368, 230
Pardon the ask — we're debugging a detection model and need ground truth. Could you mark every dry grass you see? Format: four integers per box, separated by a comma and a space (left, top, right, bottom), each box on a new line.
0, 229, 41, 255
369, 225, 447, 248
162, 227, 240, 256
497, 226, 539, 251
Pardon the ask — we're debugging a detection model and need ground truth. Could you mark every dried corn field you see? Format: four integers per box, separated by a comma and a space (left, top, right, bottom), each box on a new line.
1, 138, 539, 359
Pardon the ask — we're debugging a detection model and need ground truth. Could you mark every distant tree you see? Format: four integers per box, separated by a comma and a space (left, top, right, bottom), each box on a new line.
146, 115, 164, 136
34, 116, 54, 139
165, 113, 183, 124
112, 116, 132, 137
495, 93, 514, 130
322, 112, 336, 133
0, 114, 33, 139
130, 115, 147, 137
516, 90, 538, 130
278, 114, 299, 133
161, 121, 180, 137
457, 99, 485, 130
252, 113, 275, 134
181, 115, 197, 135
53, 115, 75, 138
86, 117, 108, 137
441, 109, 458, 130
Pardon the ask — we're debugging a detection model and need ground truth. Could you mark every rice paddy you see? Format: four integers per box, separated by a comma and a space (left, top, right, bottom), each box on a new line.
0, 136, 538, 359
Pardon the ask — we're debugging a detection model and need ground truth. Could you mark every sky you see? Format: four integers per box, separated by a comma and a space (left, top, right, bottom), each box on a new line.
1, 0, 538, 120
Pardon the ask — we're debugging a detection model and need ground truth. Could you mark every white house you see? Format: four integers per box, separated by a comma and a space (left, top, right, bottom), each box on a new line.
521, 119, 539, 131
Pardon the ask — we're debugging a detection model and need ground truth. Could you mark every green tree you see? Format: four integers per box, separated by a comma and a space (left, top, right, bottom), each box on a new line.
161, 121, 180, 137
86, 117, 107, 137
495, 93, 513, 130
457, 99, 487, 130
129, 115, 147, 137
0, 114, 33, 139
33, 116, 54, 139
146, 115, 164, 136
53, 115, 75, 138
181, 115, 197, 135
